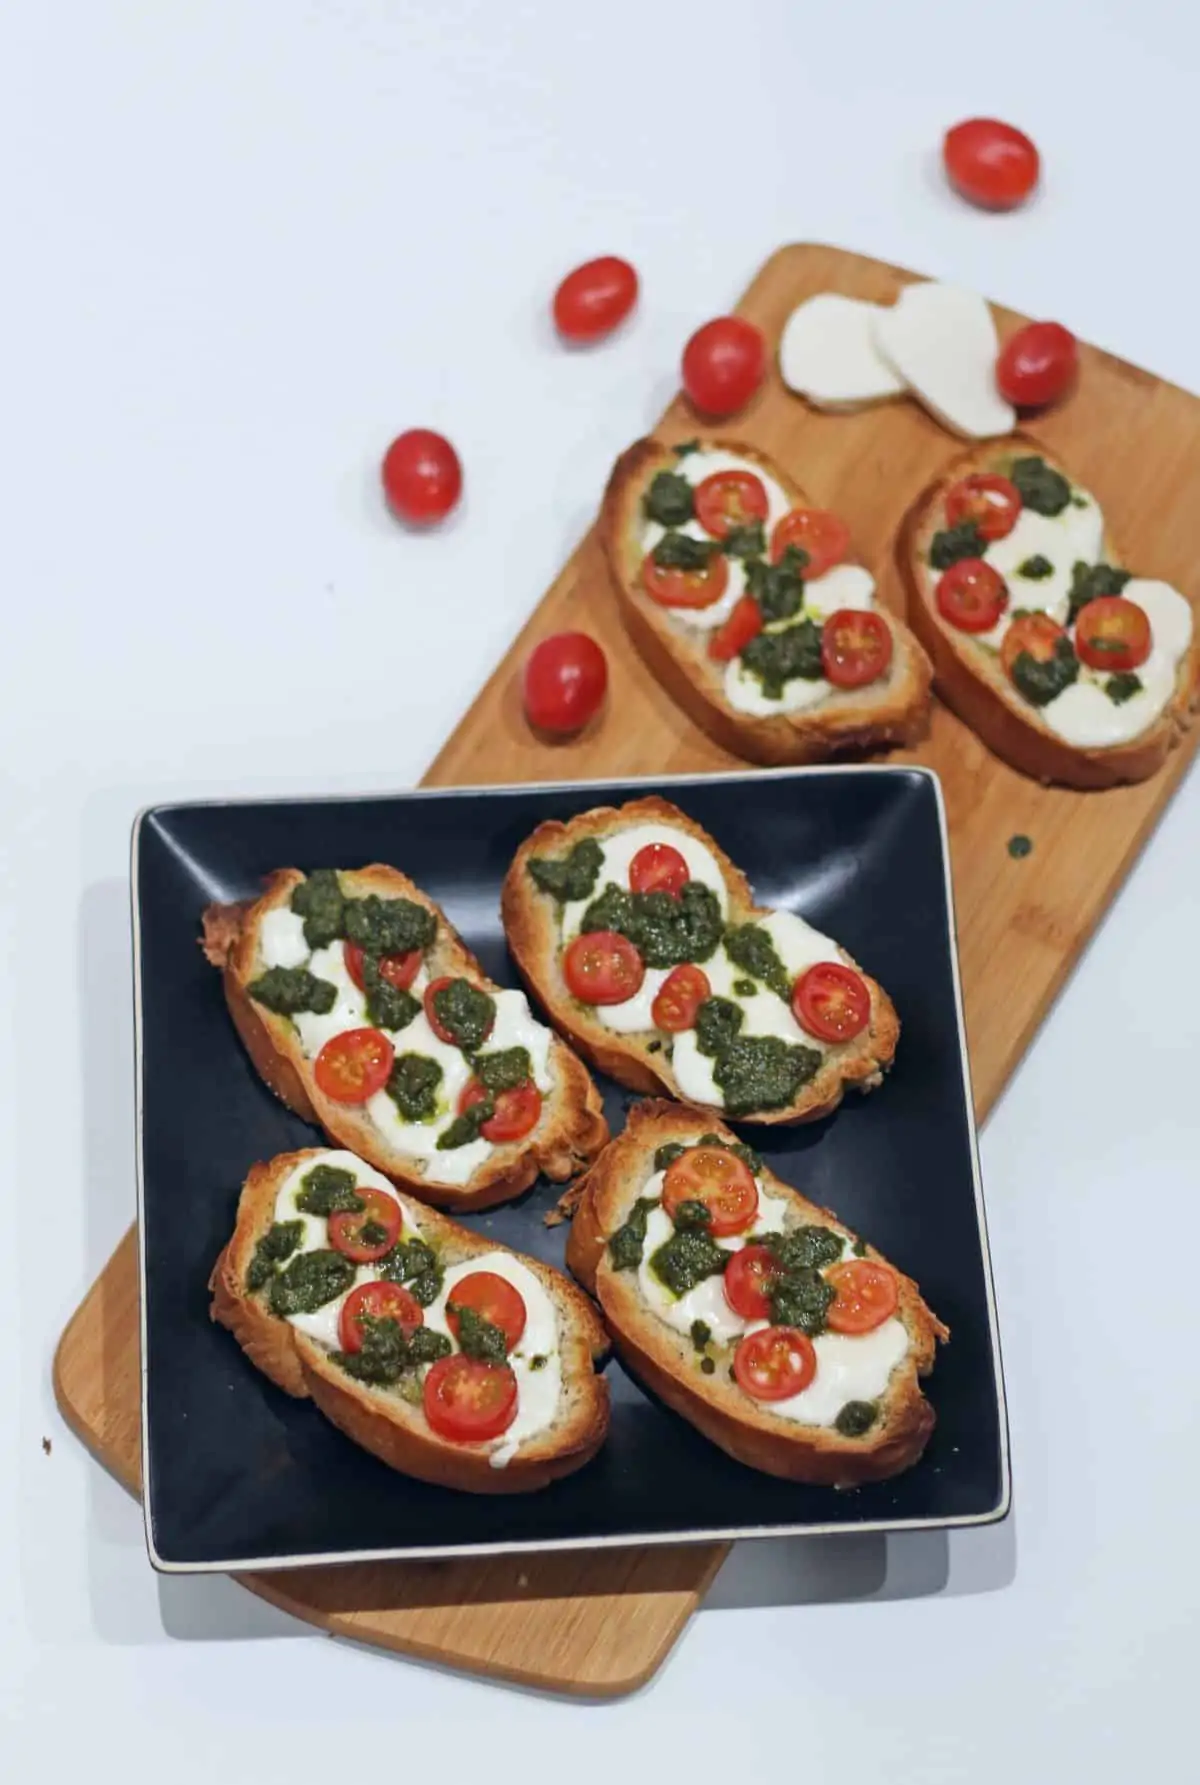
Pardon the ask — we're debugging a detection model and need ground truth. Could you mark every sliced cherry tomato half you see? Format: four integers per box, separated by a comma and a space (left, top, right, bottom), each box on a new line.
821, 608, 893, 689
423, 1354, 518, 1443
445, 1270, 527, 1353
693, 470, 769, 540
552, 256, 638, 343
1001, 611, 1067, 680
733, 1326, 817, 1401
936, 559, 1009, 634
522, 632, 608, 735
641, 548, 729, 610
825, 1259, 899, 1335
662, 1146, 758, 1238
343, 940, 422, 995
681, 316, 765, 417
723, 1244, 781, 1322
381, 429, 462, 525
651, 964, 711, 1033
327, 1187, 403, 1263
708, 593, 764, 662
628, 841, 689, 898
459, 1078, 543, 1144
944, 473, 1022, 542
1074, 596, 1151, 673
792, 962, 871, 1044
424, 976, 494, 1048
338, 1279, 423, 1353
943, 117, 1039, 211
563, 929, 645, 1005
313, 1027, 394, 1104
770, 508, 850, 579
996, 322, 1078, 409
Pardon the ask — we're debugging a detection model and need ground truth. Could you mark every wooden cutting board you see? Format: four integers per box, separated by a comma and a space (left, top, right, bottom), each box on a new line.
54, 243, 1200, 1695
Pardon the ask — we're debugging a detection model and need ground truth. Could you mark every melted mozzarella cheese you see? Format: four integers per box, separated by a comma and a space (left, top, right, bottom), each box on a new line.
762, 1320, 910, 1427
489, 988, 554, 1092
424, 1251, 561, 1468
259, 907, 309, 969
271, 1152, 419, 1347
803, 563, 876, 621
779, 293, 905, 409
724, 655, 832, 716
874, 283, 1014, 439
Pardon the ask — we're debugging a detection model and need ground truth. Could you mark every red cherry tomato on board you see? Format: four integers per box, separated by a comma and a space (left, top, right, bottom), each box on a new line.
996, 323, 1079, 409
381, 429, 462, 525
943, 118, 1040, 211
681, 317, 766, 417
553, 256, 638, 343
522, 632, 608, 735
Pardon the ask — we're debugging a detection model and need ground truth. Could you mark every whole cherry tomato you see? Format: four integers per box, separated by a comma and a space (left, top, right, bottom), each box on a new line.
522, 632, 608, 735
996, 323, 1078, 409
681, 317, 765, 417
553, 256, 638, 342
943, 118, 1040, 210
381, 429, 462, 525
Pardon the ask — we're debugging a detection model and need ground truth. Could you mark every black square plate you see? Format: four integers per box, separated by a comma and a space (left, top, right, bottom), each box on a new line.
134, 767, 1008, 1571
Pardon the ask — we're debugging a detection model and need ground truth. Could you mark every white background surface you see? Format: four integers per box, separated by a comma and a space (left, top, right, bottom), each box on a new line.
3, 0, 1198, 1775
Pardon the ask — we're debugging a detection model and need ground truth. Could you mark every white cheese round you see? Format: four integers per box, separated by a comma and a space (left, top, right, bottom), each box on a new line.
779, 293, 906, 408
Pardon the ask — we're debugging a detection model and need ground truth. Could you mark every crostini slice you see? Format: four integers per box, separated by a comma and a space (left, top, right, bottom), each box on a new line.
567, 1102, 946, 1487
211, 1147, 610, 1493
900, 435, 1199, 788
202, 864, 607, 1213
501, 796, 899, 1126
601, 435, 932, 766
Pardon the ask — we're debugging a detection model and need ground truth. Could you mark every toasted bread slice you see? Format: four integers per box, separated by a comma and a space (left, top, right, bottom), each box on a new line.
900, 434, 1200, 788
211, 1147, 610, 1493
601, 436, 932, 766
501, 796, 899, 1126
202, 864, 607, 1213
567, 1101, 945, 1486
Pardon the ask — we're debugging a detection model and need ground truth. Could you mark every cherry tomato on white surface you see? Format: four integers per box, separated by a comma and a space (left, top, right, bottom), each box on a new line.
381, 429, 462, 525
943, 117, 1040, 210
553, 257, 638, 342
522, 632, 608, 735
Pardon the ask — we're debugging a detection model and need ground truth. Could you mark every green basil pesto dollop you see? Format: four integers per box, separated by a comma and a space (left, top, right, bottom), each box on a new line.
746, 546, 807, 623
722, 922, 791, 1000
1065, 561, 1130, 624
835, 1399, 878, 1437
334, 1315, 451, 1386
643, 469, 695, 527
290, 868, 345, 949
579, 879, 723, 969
651, 531, 719, 571
447, 1302, 509, 1365
386, 1052, 443, 1121
245, 1220, 304, 1292
739, 616, 824, 699
608, 1196, 657, 1271
247, 965, 337, 1017
267, 1248, 356, 1318
527, 837, 604, 904
650, 1224, 728, 1298
1009, 456, 1072, 517
294, 1162, 364, 1215
1009, 633, 1080, 707
928, 520, 985, 571
428, 977, 496, 1051
1106, 671, 1143, 704
377, 1236, 442, 1305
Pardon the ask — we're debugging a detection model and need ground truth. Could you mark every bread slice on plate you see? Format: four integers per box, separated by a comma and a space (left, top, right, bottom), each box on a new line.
201, 864, 607, 1213
211, 1146, 611, 1493
600, 435, 931, 766
501, 795, 899, 1127
566, 1102, 946, 1486
900, 434, 1200, 788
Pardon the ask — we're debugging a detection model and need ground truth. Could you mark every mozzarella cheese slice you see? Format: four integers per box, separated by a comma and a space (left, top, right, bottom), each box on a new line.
873, 283, 1015, 439
779, 293, 906, 409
